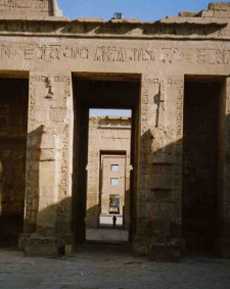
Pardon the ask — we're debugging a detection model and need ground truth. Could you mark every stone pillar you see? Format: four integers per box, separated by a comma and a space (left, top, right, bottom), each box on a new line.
133, 74, 184, 261
219, 77, 230, 257
20, 73, 73, 256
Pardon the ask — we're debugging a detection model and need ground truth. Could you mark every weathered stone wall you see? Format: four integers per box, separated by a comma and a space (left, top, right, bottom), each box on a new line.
0, 0, 62, 17
133, 75, 184, 258
24, 73, 73, 242
0, 1, 228, 258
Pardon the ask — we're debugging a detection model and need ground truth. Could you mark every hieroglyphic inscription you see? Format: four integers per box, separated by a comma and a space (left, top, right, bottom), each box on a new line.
0, 0, 49, 11
31, 75, 70, 83
0, 44, 89, 62
94, 47, 155, 63
30, 74, 70, 102
167, 78, 184, 211
24, 45, 89, 61
93, 47, 230, 65
141, 77, 159, 133
168, 79, 184, 139
0, 43, 229, 65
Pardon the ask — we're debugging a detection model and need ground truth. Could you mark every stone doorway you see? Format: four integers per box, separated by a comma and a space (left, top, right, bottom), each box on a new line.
0, 77, 28, 247
99, 152, 128, 229
183, 77, 225, 256
72, 74, 140, 247
86, 150, 130, 243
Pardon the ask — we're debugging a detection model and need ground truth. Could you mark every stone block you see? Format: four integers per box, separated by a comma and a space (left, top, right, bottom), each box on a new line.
149, 239, 183, 262
23, 234, 65, 257
217, 238, 230, 258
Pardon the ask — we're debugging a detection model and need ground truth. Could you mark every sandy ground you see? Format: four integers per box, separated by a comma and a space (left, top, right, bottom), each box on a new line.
0, 244, 230, 289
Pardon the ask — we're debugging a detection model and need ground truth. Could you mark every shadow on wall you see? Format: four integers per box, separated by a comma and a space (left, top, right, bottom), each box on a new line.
3, 93, 227, 257
22, 120, 224, 257
61, 21, 226, 36
85, 204, 100, 229
137, 130, 220, 256
23, 125, 72, 243
23, 125, 44, 236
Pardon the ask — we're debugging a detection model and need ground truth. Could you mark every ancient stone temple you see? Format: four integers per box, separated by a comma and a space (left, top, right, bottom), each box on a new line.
0, 0, 230, 259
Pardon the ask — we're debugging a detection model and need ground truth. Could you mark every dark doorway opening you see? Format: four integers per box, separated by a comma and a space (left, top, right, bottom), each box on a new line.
0, 77, 28, 247
72, 74, 140, 248
183, 77, 224, 256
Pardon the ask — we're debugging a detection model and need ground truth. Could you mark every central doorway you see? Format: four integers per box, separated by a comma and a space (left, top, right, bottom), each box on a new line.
86, 113, 131, 243
72, 74, 140, 248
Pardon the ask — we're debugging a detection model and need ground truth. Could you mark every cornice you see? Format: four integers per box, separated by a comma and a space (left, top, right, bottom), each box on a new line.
0, 18, 227, 41
0, 15, 228, 41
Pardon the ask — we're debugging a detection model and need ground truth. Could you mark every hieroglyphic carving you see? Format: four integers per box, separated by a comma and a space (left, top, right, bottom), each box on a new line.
167, 79, 184, 139
44, 77, 54, 99
0, 42, 229, 66
0, 0, 49, 9
0, 0, 50, 14
141, 77, 160, 133
94, 47, 155, 63
154, 82, 165, 128
166, 78, 184, 218
197, 48, 224, 65
0, 44, 89, 62
24, 45, 89, 62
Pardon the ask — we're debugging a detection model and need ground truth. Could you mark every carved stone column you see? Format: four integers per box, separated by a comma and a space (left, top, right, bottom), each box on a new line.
133, 74, 184, 261
20, 73, 73, 256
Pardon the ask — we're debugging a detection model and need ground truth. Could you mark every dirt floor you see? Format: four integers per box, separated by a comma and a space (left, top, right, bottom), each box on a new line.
0, 244, 230, 289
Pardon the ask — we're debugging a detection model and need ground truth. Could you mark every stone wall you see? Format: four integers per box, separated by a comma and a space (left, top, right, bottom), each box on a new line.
0, 1, 228, 258
0, 0, 63, 18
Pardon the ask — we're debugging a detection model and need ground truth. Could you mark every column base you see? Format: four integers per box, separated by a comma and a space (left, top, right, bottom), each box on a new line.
217, 238, 230, 258
133, 235, 184, 261
19, 233, 67, 257
149, 239, 183, 262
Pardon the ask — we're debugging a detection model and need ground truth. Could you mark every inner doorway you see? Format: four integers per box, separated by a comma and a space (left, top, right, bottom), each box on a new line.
0, 77, 28, 246
183, 77, 224, 256
72, 75, 140, 247
86, 110, 131, 243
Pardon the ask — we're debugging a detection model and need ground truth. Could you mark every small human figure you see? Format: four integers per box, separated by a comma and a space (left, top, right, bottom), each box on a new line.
113, 215, 117, 228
